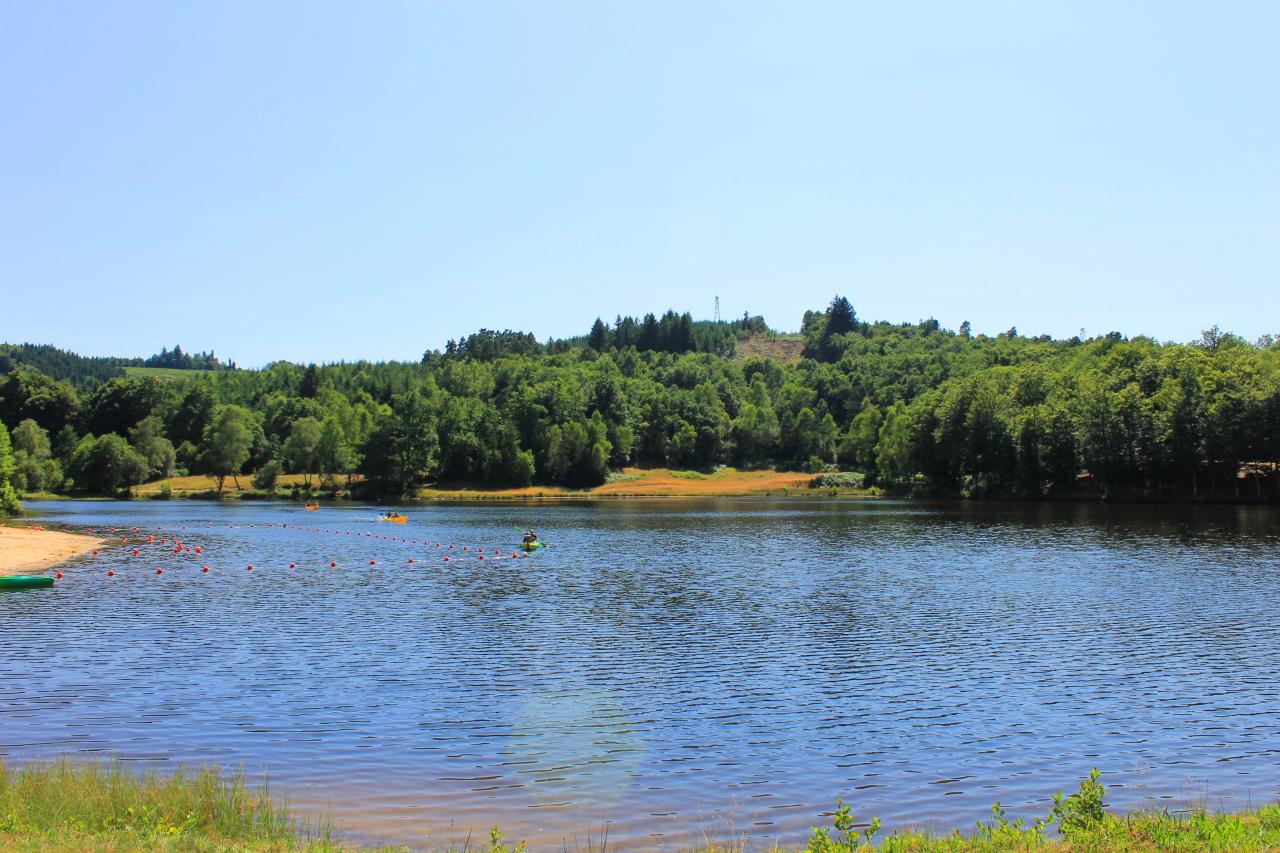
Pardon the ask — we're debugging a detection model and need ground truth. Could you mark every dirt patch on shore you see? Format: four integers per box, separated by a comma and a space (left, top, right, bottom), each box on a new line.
0, 526, 104, 576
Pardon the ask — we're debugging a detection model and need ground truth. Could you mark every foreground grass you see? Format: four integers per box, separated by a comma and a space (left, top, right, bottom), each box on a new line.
4, 761, 1280, 852
0, 759, 342, 852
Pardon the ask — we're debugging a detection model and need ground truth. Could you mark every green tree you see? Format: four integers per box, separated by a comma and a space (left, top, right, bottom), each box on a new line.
588, 318, 609, 352
166, 381, 216, 446
670, 420, 697, 467
391, 389, 438, 488
0, 422, 20, 513
839, 401, 882, 477
282, 416, 323, 487
252, 458, 282, 492
201, 405, 254, 492
12, 418, 52, 459
128, 415, 177, 480
317, 416, 356, 488
68, 433, 149, 495
875, 403, 912, 486
817, 412, 840, 463
0, 368, 80, 436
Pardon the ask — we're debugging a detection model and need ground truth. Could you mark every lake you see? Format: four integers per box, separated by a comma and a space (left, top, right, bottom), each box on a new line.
3, 499, 1279, 849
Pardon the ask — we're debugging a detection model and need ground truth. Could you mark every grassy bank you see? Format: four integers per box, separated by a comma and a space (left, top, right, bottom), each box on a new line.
36, 467, 873, 503
0, 759, 335, 852
4, 761, 1279, 852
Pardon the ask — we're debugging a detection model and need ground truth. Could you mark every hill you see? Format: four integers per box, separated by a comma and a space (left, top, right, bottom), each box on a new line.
2, 299, 1277, 506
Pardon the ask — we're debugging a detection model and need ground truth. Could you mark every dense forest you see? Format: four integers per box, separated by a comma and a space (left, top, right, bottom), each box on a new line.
1, 298, 1278, 509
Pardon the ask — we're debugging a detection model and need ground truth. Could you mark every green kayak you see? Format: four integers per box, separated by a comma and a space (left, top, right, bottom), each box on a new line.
0, 575, 55, 590
519, 541, 544, 551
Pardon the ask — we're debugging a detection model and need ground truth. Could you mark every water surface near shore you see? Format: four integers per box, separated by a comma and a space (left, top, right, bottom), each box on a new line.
3, 499, 1279, 849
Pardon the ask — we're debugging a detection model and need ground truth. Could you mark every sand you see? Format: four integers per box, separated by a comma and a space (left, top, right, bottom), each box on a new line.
0, 526, 104, 576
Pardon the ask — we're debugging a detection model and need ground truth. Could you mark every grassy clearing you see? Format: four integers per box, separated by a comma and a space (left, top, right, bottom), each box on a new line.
416, 467, 824, 499
131, 473, 361, 501
4, 761, 1279, 852
123, 367, 206, 381
734, 333, 806, 364
37, 467, 868, 503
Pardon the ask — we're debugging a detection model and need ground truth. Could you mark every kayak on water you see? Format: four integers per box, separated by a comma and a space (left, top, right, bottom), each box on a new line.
378, 513, 408, 523
0, 576, 55, 590
304, 501, 320, 511
519, 540, 544, 551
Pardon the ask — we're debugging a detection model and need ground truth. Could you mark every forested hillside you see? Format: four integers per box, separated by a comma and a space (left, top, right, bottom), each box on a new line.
1, 299, 1277, 505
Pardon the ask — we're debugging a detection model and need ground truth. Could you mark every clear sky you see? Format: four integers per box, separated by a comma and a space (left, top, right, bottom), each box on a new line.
3, 2, 1277, 366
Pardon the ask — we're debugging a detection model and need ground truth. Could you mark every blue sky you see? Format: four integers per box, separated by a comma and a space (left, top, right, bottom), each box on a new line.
2, 2, 1277, 366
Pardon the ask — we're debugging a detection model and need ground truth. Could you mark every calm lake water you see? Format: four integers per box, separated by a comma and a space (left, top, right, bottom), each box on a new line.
4, 499, 1280, 849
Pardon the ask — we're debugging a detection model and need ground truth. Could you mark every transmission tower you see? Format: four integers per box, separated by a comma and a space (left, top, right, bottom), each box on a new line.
714, 296, 721, 323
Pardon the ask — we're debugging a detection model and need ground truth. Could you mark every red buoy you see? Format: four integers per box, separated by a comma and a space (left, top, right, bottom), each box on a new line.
92, 549, 99, 556
330, 561, 337, 567
56, 572, 63, 579
107, 570, 115, 577
289, 563, 296, 569
247, 564, 253, 571
443, 556, 450, 562
156, 568, 163, 575
132, 549, 139, 556
195, 546, 202, 554
202, 566, 209, 573
370, 559, 376, 565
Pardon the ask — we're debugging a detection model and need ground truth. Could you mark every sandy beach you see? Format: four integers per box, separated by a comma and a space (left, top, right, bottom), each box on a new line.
0, 526, 104, 576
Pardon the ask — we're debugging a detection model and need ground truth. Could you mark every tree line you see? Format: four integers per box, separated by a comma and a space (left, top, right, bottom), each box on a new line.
0, 342, 232, 391
1, 299, 1277, 510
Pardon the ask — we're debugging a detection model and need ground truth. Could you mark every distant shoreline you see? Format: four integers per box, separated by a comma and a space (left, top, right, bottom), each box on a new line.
17, 466, 1279, 507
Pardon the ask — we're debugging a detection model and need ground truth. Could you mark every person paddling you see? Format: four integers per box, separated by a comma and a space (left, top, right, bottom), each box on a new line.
522, 530, 538, 545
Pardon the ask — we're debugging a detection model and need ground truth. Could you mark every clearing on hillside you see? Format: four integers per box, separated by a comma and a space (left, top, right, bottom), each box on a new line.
734, 333, 806, 363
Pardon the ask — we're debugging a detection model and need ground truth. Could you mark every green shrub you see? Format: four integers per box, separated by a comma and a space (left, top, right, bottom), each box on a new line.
810, 472, 866, 489
252, 459, 281, 493
1050, 767, 1106, 838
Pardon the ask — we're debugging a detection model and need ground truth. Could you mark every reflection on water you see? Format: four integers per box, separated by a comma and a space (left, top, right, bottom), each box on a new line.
2, 500, 1279, 849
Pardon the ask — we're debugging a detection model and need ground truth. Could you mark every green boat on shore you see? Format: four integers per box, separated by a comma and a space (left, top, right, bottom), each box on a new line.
0, 575, 55, 590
